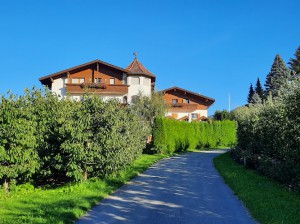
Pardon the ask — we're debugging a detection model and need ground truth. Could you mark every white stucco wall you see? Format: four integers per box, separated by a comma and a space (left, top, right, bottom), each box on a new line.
51, 77, 67, 99
166, 109, 208, 122
101, 95, 126, 103
69, 94, 127, 103
193, 109, 208, 118
127, 76, 151, 103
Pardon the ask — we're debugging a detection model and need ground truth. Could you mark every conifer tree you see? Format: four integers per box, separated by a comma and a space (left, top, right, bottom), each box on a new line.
288, 46, 300, 75
255, 77, 264, 100
265, 54, 290, 98
247, 83, 254, 103
250, 92, 262, 104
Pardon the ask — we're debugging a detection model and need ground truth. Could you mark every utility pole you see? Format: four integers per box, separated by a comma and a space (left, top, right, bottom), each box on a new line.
229, 93, 231, 112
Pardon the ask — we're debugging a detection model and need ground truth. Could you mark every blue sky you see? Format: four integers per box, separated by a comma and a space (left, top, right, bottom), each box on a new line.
0, 0, 299, 114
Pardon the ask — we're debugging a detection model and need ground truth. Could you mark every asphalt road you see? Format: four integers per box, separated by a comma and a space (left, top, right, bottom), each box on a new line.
77, 151, 257, 224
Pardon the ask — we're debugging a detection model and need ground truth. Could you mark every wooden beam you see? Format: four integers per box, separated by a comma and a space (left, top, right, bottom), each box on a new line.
67, 72, 71, 84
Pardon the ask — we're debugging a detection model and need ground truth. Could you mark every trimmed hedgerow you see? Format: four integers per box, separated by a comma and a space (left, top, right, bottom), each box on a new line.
232, 80, 300, 191
152, 117, 237, 153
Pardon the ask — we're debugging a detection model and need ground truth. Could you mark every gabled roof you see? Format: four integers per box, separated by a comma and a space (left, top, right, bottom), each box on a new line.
126, 58, 156, 79
39, 59, 128, 85
160, 86, 215, 106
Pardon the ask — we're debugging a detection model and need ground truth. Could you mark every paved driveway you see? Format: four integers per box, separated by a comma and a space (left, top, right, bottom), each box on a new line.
77, 151, 257, 224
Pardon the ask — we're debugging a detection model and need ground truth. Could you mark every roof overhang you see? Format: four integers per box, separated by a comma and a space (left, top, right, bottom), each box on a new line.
39, 59, 129, 85
160, 86, 215, 106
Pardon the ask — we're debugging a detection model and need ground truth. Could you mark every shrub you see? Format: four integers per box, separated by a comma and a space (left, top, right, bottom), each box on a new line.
153, 118, 237, 154
232, 80, 300, 191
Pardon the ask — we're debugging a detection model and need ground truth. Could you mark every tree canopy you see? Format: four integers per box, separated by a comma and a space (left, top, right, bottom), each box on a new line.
247, 83, 255, 103
264, 54, 291, 98
288, 46, 300, 75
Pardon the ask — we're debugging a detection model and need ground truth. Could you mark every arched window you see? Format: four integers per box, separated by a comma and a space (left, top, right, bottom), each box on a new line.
123, 96, 127, 104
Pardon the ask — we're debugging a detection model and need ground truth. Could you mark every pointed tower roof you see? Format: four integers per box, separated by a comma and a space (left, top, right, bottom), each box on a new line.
126, 54, 156, 80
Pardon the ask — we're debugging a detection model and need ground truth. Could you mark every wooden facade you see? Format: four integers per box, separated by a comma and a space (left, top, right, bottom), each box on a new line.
161, 86, 215, 122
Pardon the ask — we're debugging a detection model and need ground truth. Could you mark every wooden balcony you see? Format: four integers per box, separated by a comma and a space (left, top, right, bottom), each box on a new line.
167, 103, 198, 112
66, 83, 128, 95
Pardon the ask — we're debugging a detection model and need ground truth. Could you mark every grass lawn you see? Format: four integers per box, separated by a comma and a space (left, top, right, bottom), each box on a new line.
0, 153, 168, 224
214, 152, 300, 224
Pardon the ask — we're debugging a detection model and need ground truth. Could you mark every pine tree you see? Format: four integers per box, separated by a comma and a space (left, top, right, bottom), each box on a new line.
255, 77, 264, 100
247, 83, 254, 103
288, 46, 300, 75
265, 54, 290, 98
250, 92, 262, 104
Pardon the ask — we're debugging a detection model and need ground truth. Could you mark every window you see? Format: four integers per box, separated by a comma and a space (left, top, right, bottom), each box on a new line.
172, 99, 178, 104
95, 78, 102, 83
72, 78, 85, 84
110, 78, 115, 84
72, 78, 79, 84
123, 96, 127, 104
186, 99, 190, 104
131, 77, 140, 85
191, 113, 198, 119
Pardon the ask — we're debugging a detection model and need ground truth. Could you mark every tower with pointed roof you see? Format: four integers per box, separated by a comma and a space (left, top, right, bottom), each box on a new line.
126, 53, 156, 103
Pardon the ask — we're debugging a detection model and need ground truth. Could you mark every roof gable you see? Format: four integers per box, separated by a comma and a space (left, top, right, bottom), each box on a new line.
161, 86, 215, 106
39, 59, 128, 85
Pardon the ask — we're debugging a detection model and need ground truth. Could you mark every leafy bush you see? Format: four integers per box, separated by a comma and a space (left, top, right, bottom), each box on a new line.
232, 80, 300, 191
153, 117, 237, 153
1, 88, 149, 190
0, 92, 39, 192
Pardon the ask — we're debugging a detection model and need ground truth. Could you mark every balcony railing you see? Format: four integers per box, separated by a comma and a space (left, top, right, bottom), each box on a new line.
66, 83, 128, 95
167, 103, 198, 112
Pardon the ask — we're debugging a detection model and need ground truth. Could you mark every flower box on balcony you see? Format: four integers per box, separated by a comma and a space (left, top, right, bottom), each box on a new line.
172, 103, 183, 107
80, 83, 107, 89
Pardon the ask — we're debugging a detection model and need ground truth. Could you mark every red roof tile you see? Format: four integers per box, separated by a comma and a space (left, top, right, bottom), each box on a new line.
126, 58, 156, 78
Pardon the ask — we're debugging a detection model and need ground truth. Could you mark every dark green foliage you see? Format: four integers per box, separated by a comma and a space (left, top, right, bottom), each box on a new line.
0, 88, 149, 189
250, 92, 262, 104
153, 118, 237, 153
265, 54, 291, 98
254, 77, 264, 100
0, 92, 39, 191
288, 46, 300, 75
233, 80, 300, 191
247, 83, 254, 103
213, 109, 233, 121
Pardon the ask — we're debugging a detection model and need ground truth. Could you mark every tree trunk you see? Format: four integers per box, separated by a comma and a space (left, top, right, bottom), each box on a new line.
243, 156, 247, 166
3, 178, 9, 193
83, 164, 88, 181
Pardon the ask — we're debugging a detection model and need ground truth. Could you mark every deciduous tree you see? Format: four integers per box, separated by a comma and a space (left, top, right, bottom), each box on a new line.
0, 93, 39, 192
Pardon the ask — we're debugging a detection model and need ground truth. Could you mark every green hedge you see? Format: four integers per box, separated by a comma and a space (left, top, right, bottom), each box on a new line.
152, 117, 237, 153
0, 88, 149, 191
232, 80, 300, 191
